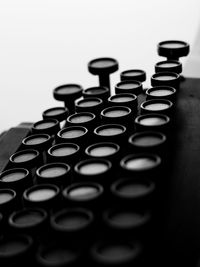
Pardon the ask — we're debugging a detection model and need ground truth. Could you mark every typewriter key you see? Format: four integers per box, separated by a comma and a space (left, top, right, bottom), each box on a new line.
42, 107, 68, 122
0, 168, 32, 192
47, 143, 80, 165
56, 126, 88, 146
53, 84, 83, 114
0, 188, 17, 215
9, 149, 41, 177
66, 112, 97, 130
157, 40, 190, 60
36, 243, 80, 267
82, 86, 110, 102
140, 99, 173, 116
9, 208, 48, 236
94, 124, 127, 144
134, 113, 170, 132
120, 69, 146, 83
90, 240, 142, 267
32, 119, 60, 136
111, 178, 155, 208
128, 131, 166, 155
115, 80, 143, 95
51, 208, 93, 236
0, 234, 34, 267
63, 182, 103, 211
88, 57, 119, 92
101, 106, 133, 128
151, 72, 180, 89
108, 93, 137, 112
23, 184, 60, 211
75, 97, 104, 115
74, 158, 112, 186
36, 162, 71, 187
22, 134, 52, 151
146, 86, 176, 102
120, 153, 161, 181
155, 60, 182, 74
85, 142, 120, 162
103, 208, 151, 240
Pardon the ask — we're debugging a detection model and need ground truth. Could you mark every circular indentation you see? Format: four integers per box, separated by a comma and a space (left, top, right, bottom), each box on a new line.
146, 86, 176, 99
101, 106, 131, 118
49, 143, 79, 157
141, 99, 173, 113
109, 93, 137, 103
24, 184, 59, 202
111, 178, 155, 199
94, 124, 126, 137
77, 161, 109, 175
63, 182, 103, 202
129, 131, 166, 147
76, 97, 102, 107
37, 244, 78, 266
23, 134, 50, 146
43, 107, 66, 116
135, 114, 170, 126
0, 168, 28, 182
0, 189, 16, 205
91, 241, 141, 264
120, 69, 146, 82
58, 126, 88, 139
33, 119, 58, 130
10, 149, 39, 163
121, 154, 161, 171
88, 58, 119, 75
104, 209, 151, 229
67, 112, 95, 124
0, 235, 33, 258
86, 142, 119, 157
51, 208, 93, 232
9, 208, 47, 228
37, 163, 69, 178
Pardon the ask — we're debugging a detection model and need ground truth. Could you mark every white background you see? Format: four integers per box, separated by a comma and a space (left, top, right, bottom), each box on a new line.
0, 0, 200, 132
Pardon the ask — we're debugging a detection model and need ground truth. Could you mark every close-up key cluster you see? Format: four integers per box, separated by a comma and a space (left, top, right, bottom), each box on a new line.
0, 40, 190, 266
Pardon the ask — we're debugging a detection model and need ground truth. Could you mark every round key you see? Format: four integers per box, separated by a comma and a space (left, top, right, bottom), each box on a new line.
90, 240, 142, 266
120, 69, 146, 83
50, 208, 94, 239
157, 40, 190, 60
111, 177, 155, 209
9, 208, 48, 236
23, 184, 60, 211
85, 142, 120, 162
66, 112, 97, 130
9, 149, 41, 169
47, 143, 80, 165
128, 131, 167, 155
74, 158, 112, 186
94, 124, 127, 144
36, 243, 81, 267
36, 162, 71, 187
140, 99, 173, 116
22, 134, 52, 152
63, 182, 104, 212
115, 80, 143, 95
108, 93, 137, 113
88, 57, 119, 93
0, 189, 17, 214
42, 107, 68, 122
56, 126, 88, 146
120, 153, 161, 181
75, 97, 104, 115
53, 84, 83, 114
0, 168, 32, 192
32, 119, 60, 136
151, 72, 180, 89
0, 234, 34, 266
134, 113, 170, 132
82, 86, 110, 102
155, 60, 182, 74
146, 86, 176, 102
